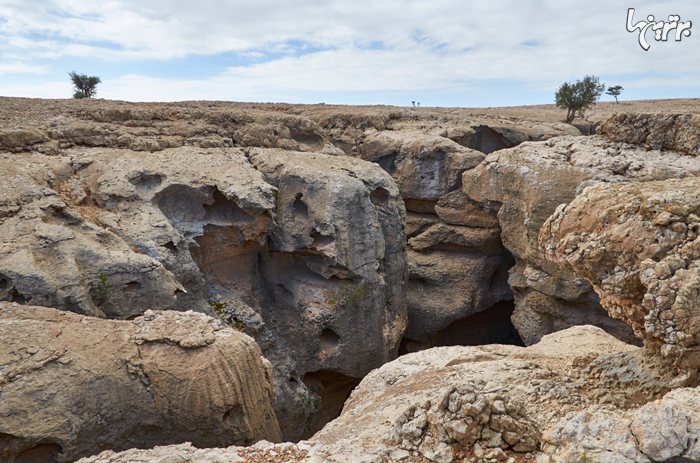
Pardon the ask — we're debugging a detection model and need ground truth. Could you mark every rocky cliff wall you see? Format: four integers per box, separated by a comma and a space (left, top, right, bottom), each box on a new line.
4, 98, 700, 454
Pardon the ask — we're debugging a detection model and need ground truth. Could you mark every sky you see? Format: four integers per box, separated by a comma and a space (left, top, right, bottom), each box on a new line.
0, 1, 699, 107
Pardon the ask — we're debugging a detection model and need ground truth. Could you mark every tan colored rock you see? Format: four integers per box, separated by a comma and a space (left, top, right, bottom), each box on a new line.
358, 130, 484, 203
310, 326, 641, 462
0, 128, 47, 150
434, 189, 500, 228
408, 223, 502, 255
0, 304, 280, 463
463, 134, 700, 345
541, 177, 700, 367
0, 145, 407, 441
599, 112, 700, 156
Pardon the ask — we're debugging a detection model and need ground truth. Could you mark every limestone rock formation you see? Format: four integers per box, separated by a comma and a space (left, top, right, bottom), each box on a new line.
599, 112, 700, 156
463, 134, 700, 345
351, 130, 514, 346
0, 144, 407, 441
309, 325, 652, 463
0, 303, 280, 463
542, 388, 700, 463
541, 177, 700, 369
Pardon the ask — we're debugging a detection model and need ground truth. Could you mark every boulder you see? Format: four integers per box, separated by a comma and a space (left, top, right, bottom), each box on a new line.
0, 303, 280, 463
357, 130, 484, 203
310, 325, 643, 462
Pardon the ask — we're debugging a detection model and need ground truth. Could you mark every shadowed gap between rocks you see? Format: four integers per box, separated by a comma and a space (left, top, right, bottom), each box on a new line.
300, 370, 360, 440
0, 432, 63, 463
399, 300, 524, 355
464, 126, 518, 154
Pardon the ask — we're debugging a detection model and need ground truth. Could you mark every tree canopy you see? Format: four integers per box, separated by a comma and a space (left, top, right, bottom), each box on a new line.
554, 75, 605, 124
606, 85, 624, 104
69, 71, 101, 99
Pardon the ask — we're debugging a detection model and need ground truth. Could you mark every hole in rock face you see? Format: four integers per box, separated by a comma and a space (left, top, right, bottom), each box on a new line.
301, 370, 360, 440
311, 232, 334, 247
293, 193, 308, 221
466, 126, 516, 154
9, 289, 27, 304
15, 443, 63, 463
399, 300, 523, 355
129, 173, 164, 189
318, 328, 341, 352
203, 189, 254, 225
123, 281, 140, 293
377, 154, 397, 175
162, 241, 177, 252
370, 187, 389, 207
0, 278, 8, 290
223, 404, 242, 425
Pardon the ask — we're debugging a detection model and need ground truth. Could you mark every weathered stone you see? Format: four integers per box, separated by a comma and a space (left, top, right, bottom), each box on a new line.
541, 177, 700, 367
463, 134, 700, 344
599, 113, 700, 156
0, 304, 281, 463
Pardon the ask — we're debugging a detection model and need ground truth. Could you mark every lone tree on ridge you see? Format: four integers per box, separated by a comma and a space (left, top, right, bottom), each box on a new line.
554, 75, 605, 124
69, 71, 101, 99
606, 85, 624, 104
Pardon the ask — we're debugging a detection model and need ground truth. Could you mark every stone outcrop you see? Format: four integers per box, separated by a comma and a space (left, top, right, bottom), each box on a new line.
1, 97, 582, 441
0, 303, 280, 463
352, 129, 514, 346
542, 388, 700, 463
309, 326, 658, 463
599, 112, 700, 156
541, 177, 700, 369
0, 143, 406, 441
463, 134, 700, 345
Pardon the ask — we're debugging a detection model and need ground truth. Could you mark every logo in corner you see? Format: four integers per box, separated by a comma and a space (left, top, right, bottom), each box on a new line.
627, 8, 692, 51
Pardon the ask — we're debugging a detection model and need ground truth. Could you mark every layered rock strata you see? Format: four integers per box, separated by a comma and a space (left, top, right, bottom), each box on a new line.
599, 112, 700, 156
0, 303, 280, 463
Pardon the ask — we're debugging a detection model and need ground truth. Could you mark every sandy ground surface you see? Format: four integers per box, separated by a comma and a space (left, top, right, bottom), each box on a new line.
2, 97, 699, 129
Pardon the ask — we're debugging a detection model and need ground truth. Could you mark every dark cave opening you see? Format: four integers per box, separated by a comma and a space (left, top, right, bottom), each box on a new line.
399, 300, 524, 355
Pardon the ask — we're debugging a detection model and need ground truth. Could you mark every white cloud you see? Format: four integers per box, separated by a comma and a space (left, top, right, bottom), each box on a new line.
1, 1, 699, 102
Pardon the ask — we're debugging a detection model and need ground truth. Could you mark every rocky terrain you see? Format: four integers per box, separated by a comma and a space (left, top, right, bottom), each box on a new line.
1, 96, 700, 462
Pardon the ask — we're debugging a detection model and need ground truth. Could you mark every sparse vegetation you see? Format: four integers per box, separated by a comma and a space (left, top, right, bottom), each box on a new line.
339, 282, 366, 308
69, 70, 101, 99
555, 75, 605, 123
96, 271, 110, 305
606, 85, 624, 104
208, 301, 248, 333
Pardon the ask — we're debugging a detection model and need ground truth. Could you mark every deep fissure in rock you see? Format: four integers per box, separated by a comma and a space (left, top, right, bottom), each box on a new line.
399, 300, 524, 355
301, 370, 360, 440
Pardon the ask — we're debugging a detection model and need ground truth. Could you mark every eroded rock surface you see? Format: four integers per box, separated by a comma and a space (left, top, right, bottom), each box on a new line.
0, 303, 280, 463
599, 112, 700, 156
353, 129, 515, 346
463, 134, 700, 345
541, 177, 700, 369
309, 326, 659, 463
